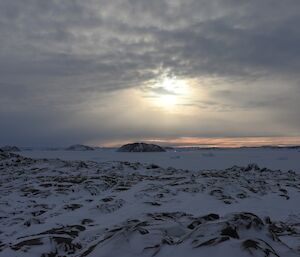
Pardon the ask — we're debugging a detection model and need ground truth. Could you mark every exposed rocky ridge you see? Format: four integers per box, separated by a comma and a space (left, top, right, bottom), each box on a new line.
0, 145, 20, 152
117, 142, 166, 152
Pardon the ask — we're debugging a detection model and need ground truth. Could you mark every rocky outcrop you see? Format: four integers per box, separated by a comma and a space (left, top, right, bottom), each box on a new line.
0, 145, 20, 152
117, 142, 166, 152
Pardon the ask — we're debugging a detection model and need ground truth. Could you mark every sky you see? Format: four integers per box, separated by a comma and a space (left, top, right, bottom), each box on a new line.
1, 0, 300, 147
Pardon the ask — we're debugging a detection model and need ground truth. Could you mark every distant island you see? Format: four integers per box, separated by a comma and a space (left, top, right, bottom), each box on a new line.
117, 142, 166, 152
65, 144, 95, 151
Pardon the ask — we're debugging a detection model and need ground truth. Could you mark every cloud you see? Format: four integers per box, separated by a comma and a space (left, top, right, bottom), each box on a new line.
145, 86, 178, 96
0, 0, 300, 145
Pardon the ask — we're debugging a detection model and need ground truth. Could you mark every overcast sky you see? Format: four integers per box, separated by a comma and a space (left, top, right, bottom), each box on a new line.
1, 0, 300, 147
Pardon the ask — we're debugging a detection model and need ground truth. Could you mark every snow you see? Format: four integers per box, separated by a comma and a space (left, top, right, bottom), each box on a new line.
0, 149, 300, 256
21, 147, 300, 172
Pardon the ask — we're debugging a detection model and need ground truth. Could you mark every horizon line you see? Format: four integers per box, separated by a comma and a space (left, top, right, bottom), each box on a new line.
89, 136, 300, 148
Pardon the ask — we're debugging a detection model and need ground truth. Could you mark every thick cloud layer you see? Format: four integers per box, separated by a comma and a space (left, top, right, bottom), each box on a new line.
1, 0, 300, 146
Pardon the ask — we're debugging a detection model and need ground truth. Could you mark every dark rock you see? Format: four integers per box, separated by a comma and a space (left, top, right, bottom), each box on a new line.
221, 226, 239, 239
188, 213, 219, 229
244, 163, 260, 171
0, 145, 20, 152
66, 144, 95, 151
147, 164, 160, 169
117, 142, 166, 152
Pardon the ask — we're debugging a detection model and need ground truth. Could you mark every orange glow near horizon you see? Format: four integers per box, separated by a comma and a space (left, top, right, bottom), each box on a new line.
90, 136, 300, 148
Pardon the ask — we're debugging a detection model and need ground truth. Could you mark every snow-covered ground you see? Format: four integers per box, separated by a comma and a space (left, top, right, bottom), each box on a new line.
1, 149, 300, 256
21, 147, 300, 172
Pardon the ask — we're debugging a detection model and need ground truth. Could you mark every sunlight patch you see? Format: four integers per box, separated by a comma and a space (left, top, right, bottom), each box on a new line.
144, 74, 192, 111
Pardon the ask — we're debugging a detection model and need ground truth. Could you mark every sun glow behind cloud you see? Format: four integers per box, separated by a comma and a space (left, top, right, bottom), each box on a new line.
145, 75, 193, 111
1, 0, 300, 147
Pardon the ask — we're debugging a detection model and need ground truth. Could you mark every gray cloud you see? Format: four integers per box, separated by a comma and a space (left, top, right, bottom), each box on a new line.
0, 0, 300, 146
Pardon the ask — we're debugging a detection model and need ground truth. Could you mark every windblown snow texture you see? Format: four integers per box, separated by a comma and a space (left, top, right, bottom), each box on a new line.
0, 151, 299, 256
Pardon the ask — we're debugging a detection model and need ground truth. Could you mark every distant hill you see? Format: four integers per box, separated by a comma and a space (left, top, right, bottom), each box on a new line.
117, 142, 166, 152
0, 145, 20, 152
66, 144, 95, 151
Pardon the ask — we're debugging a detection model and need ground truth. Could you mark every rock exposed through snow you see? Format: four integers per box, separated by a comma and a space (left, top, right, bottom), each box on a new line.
0, 145, 20, 152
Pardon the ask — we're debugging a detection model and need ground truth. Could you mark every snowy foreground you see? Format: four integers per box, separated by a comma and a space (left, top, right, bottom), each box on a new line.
1, 150, 300, 257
